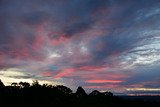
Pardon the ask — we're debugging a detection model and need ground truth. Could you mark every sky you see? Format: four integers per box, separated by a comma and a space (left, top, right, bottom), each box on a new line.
0, 0, 160, 95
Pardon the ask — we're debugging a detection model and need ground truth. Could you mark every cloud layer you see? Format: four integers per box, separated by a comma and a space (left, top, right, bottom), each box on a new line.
0, 0, 160, 94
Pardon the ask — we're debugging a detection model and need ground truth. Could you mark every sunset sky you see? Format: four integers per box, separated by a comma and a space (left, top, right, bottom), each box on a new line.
0, 0, 160, 95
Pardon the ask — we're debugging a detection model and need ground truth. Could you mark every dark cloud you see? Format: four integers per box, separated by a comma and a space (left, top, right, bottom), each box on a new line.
7, 74, 35, 79
64, 21, 93, 37
120, 65, 160, 88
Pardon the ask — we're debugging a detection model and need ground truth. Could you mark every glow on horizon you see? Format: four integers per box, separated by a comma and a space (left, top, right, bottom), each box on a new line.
126, 88, 160, 91
127, 94, 160, 96
0, 68, 59, 86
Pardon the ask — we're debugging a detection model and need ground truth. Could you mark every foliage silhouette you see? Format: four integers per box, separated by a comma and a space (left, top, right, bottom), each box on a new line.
0, 79, 4, 88
56, 85, 72, 94
32, 80, 40, 87
89, 90, 101, 96
0, 79, 159, 107
19, 81, 30, 88
75, 86, 87, 97
11, 82, 18, 86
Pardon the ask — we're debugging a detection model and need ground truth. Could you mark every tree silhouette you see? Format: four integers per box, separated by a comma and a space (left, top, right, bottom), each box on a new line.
0, 80, 5, 93
11, 82, 18, 86
0, 80, 159, 107
102, 91, 113, 96
89, 90, 101, 96
56, 85, 72, 95
19, 81, 30, 88
32, 80, 40, 87
42, 83, 48, 88
0, 79, 5, 88
75, 86, 87, 97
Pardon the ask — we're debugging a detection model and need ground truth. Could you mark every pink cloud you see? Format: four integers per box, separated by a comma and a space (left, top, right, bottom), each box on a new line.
41, 71, 55, 77
79, 65, 104, 72
84, 84, 120, 89
33, 25, 46, 49
49, 36, 69, 45
54, 68, 75, 78
86, 79, 123, 83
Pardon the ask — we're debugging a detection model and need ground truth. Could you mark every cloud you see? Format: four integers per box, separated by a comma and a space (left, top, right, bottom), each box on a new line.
0, 0, 160, 93
86, 79, 123, 83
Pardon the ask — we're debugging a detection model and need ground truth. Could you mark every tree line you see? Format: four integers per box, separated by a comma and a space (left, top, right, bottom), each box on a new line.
0, 80, 159, 107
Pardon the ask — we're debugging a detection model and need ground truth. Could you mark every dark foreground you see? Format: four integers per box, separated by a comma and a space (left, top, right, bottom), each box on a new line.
0, 80, 160, 107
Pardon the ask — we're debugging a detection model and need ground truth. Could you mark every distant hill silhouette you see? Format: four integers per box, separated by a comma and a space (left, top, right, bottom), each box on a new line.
0, 80, 159, 107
